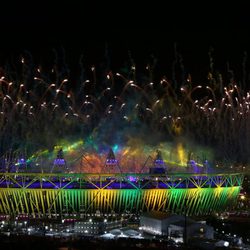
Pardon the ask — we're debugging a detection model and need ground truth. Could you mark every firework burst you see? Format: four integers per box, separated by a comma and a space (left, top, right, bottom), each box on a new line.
0, 50, 249, 172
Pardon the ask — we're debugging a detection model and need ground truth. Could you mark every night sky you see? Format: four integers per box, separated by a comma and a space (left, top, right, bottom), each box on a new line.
1, 2, 250, 75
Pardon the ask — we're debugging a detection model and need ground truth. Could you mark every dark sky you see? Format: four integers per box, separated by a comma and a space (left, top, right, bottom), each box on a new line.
1, 1, 250, 79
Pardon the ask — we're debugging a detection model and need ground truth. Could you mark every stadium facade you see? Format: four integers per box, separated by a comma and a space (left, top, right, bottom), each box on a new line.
0, 172, 243, 217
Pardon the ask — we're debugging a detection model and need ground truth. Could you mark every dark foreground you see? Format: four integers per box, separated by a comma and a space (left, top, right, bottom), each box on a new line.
0, 235, 201, 250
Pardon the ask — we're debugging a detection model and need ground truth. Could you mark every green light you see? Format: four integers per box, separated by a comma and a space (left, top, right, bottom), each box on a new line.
0, 186, 241, 216
0, 172, 243, 216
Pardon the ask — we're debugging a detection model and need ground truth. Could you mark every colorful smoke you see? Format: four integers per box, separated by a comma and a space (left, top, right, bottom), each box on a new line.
0, 50, 249, 172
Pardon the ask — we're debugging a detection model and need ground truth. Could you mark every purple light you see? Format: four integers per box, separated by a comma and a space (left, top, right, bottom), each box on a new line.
17, 158, 26, 166
54, 158, 66, 165
188, 160, 197, 167
106, 159, 118, 165
128, 176, 137, 182
155, 159, 164, 164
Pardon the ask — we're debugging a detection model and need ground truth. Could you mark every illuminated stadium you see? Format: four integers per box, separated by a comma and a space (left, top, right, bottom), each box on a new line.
0, 148, 244, 217
0, 50, 248, 218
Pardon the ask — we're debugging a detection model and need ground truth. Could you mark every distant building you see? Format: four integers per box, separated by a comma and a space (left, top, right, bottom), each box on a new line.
140, 211, 214, 241
168, 219, 214, 242
140, 211, 178, 235
74, 217, 122, 235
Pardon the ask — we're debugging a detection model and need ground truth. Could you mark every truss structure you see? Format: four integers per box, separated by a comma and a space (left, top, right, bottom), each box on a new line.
0, 172, 243, 217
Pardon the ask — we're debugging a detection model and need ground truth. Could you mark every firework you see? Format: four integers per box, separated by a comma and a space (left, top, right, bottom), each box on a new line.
0, 51, 249, 172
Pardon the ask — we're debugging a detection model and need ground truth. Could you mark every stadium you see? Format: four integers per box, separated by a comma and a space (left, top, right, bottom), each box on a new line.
0, 49, 247, 219
0, 148, 244, 217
